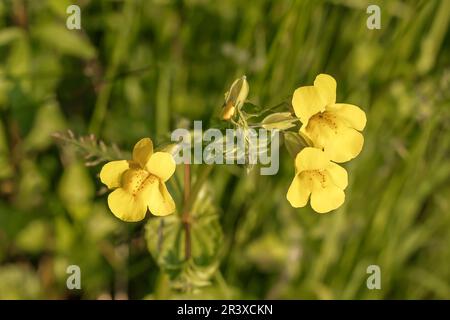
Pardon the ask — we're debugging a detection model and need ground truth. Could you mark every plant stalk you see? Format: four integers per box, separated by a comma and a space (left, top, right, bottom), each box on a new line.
182, 163, 191, 260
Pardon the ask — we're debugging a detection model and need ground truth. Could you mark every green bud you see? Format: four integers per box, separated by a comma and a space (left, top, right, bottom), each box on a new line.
222, 76, 249, 120
261, 112, 297, 130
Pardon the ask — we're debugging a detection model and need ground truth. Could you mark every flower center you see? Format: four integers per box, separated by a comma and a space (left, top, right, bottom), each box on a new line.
122, 168, 156, 196
301, 169, 328, 188
307, 111, 338, 134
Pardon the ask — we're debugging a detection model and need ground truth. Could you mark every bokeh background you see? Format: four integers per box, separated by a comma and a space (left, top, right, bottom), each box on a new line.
0, 0, 449, 299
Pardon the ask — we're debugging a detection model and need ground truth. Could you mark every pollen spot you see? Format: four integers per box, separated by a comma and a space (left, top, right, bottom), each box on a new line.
308, 111, 339, 134
303, 169, 328, 188
122, 169, 157, 196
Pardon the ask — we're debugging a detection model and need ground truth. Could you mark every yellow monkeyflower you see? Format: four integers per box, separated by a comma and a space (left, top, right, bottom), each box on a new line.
292, 74, 367, 163
287, 147, 348, 213
100, 138, 176, 222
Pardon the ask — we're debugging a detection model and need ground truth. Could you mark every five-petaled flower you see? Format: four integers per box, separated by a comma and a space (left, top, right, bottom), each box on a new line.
100, 138, 176, 222
292, 74, 367, 163
287, 147, 348, 213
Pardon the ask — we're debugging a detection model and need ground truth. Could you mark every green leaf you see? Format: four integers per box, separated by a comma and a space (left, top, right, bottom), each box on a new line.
7, 36, 30, 77
58, 162, 94, 220
47, 0, 74, 18
283, 131, 309, 158
23, 100, 67, 152
33, 24, 96, 59
0, 27, 24, 46
0, 120, 13, 179
17, 159, 48, 209
145, 184, 223, 289
0, 265, 41, 299
15, 220, 49, 254
240, 101, 264, 116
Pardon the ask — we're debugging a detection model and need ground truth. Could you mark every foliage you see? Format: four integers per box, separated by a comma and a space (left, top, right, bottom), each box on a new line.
0, 0, 449, 299
146, 183, 223, 291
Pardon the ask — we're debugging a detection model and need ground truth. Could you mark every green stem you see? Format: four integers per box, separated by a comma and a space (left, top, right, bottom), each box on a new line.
181, 164, 214, 261
182, 163, 191, 260
185, 165, 213, 212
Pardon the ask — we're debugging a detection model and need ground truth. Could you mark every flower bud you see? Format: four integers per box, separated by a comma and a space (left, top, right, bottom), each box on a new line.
261, 112, 297, 130
221, 75, 249, 120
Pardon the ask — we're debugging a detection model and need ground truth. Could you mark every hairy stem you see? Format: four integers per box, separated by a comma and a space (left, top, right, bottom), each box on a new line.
182, 163, 191, 260
181, 164, 214, 261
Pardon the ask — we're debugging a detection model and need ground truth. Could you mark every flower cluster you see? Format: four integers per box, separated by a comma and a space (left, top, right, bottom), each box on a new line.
287, 74, 366, 213
97, 74, 365, 221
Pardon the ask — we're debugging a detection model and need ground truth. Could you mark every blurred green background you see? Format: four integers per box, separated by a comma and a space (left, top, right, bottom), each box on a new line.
0, 0, 449, 299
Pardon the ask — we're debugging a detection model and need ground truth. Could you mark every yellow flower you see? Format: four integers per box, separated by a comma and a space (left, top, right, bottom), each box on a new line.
292, 74, 367, 163
100, 138, 176, 222
287, 147, 348, 213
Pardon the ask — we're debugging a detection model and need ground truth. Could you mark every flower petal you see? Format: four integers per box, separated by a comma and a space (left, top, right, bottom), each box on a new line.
292, 86, 326, 124
287, 173, 312, 208
325, 126, 364, 163
147, 181, 176, 216
310, 184, 345, 213
326, 162, 348, 189
295, 147, 329, 172
327, 103, 366, 131
314, 74, 336, 106
302, 114, 364, 163
107, 188, 147, 222
132, 138, 153, 168
146, 152, 176, 182
99, 160, 129, 189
